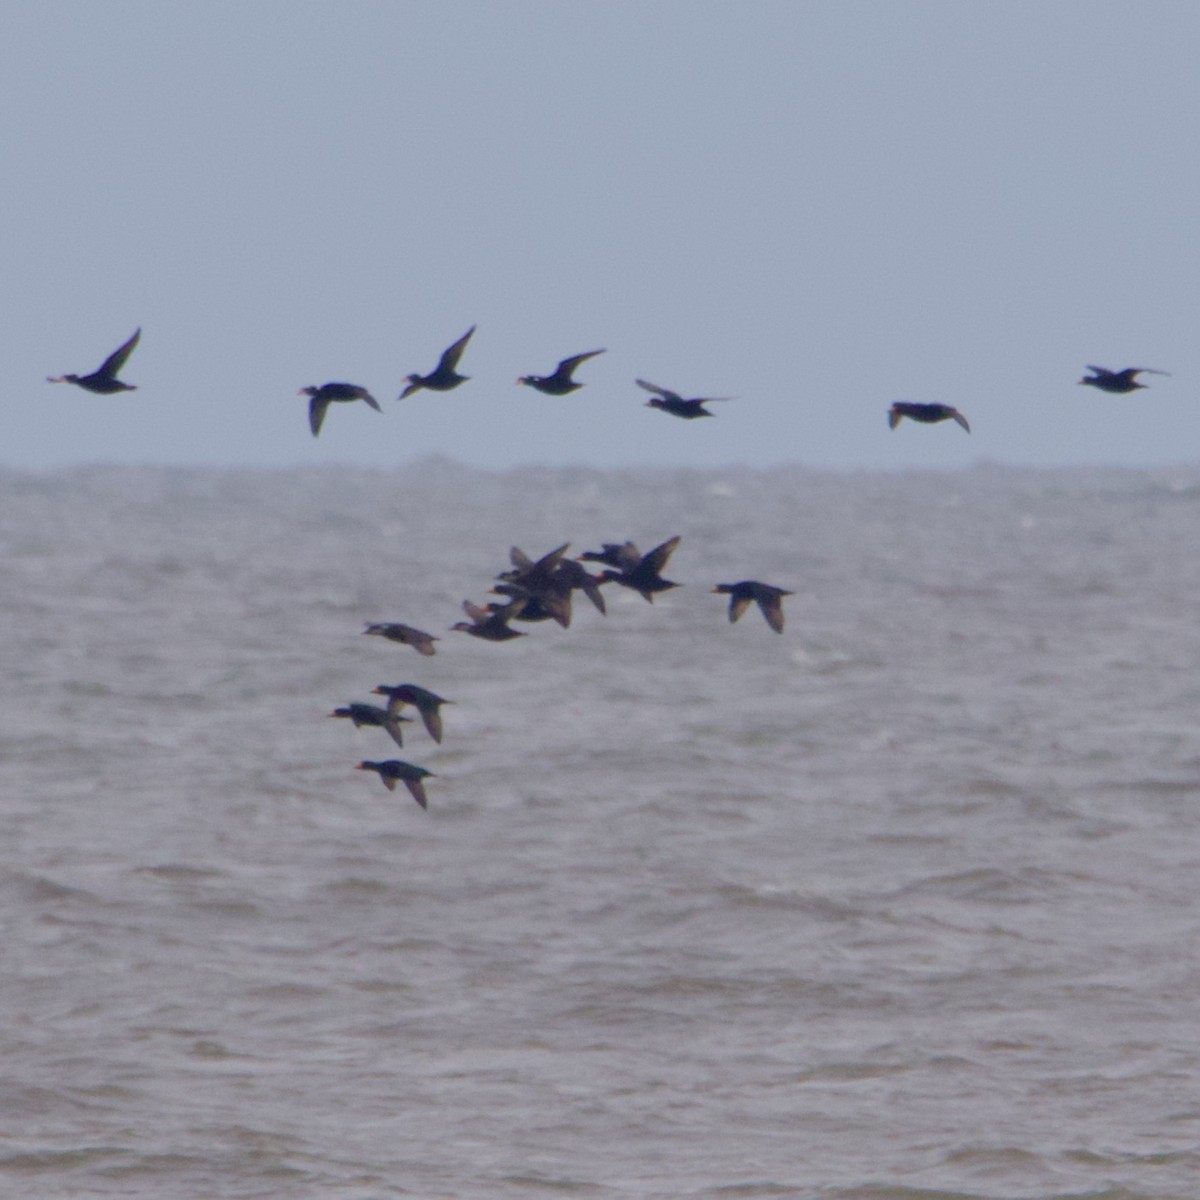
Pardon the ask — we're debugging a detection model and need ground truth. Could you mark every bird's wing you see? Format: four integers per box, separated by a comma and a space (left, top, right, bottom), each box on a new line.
405, 778, 429, 809
559, 349, 605, 375
641, 535, 682, 575
309, 395, 329, 437
951, 410, 971, 433
438, 326, 476, 372
382, 714, 406, 749
1084, 365, 1115, 377
635, 379, 680, 403
97, 328, 141, 379
728, 595, 752, 624
361, 390, 383, 413
757, 596, 785, 633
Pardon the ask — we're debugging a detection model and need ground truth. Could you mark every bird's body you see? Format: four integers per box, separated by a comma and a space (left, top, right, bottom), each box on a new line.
356, 759, 434, 809
452, 598, 527, 641
330, 702, 411, 749
1079, 366, 1170, 394
637, 379, 731, 419
597, 535, 682, 602
363, 622, 439, 656
371, 684, 451, 744
887, 402, 970, 433
300, 383, 382, 437
400, 326, 475, 398
712, 580, 793, 633
517, 349, 605, 395
48, 328, 141, 394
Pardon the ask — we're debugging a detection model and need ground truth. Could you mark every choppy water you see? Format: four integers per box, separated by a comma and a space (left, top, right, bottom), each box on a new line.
3, 460, 1200, 1199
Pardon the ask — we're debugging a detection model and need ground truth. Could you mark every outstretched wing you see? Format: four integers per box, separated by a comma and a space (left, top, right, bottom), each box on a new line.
558, 349, 605, 375
97, 328, 141, 379
641, 535, 682, 575
437, 325, 476, 373
635, 379, 681, 403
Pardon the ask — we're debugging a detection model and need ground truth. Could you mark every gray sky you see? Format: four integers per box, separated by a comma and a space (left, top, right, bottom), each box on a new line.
5, 1, 1197, 471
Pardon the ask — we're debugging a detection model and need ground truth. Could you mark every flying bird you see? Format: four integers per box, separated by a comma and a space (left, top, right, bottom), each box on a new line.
517, 350, 606, 395
637, 379, 732, 420
712, 581, 794, 634
451, 597, 528, 641
48, 328, 141, 394
399, 326, 475, 398
300, 383, 382, 437
362, 623, 439, 656
329, 703, 411, 749
371, 684, 452, 744
596, 535, 682, 602
1078, 366, 1171, 394
355, 760, 435, 809
887, 402, 970, 433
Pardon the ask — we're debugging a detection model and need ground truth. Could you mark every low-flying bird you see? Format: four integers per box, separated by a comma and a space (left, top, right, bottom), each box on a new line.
48, 328, 141, 394
887, 402, 970, 433
637, 379, 732, 419
355, 760, 435, 809
517, 350, 606, 395
329, 703, 411, 749
300, 383, 382, 436
399, 326, 475, 398
596, 535, 682, 602
362, 623, 439, 656
451, 597, 527, 641
371, 684, 451, 744
1079, 366, 1171, 394
712, 581, 794, 634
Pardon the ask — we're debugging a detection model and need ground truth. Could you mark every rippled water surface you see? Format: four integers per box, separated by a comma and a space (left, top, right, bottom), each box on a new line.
2, 461, 1200, 1199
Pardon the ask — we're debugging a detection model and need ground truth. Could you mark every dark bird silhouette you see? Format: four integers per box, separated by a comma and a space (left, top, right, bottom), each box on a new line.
887, 402, 970, 433
371, 684, 451, 744
712, 581, 794, 634
48, 328, 141, 394
399, 326, 475, 398
330, 702, 411, 749
363, 622, 439, 656
637, 379, 732, 420
451, 598, 527, 641
579, 542, 642, 572
1079, 365, 1171, 394
517, 350, 606, 395
597, 535, 682, 602
355, 760, 434, 809
300, 383, 382, 437
492, 544, 575, 627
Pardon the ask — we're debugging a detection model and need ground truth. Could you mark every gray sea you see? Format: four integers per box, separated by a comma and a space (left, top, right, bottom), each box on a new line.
2, 460, 1200, 1200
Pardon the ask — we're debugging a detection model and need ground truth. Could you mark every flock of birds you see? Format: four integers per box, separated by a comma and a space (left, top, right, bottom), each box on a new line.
331, 537, 793, 809
46, 327, 1174, 810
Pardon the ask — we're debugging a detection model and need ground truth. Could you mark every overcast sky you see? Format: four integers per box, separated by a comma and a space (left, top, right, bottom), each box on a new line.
5, 1, 1197, 472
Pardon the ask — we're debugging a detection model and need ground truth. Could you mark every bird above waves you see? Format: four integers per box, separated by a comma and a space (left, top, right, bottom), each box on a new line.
579, 541, 642, 572
330, 702, 411, 749
48, 328, 141, 394
399, 326, 475, 398
517, 350, 605, 395
637, 379, 732, 419
887, 402, 970, 433
1079, 365, 1171, 394
451, 597, 528, 641
712, 580, 793, 634
363, 622, 439, 656
370, 684, 452, 744
596, 535, 682, 602
355, 759, 435, 809
300, 383, 382, 437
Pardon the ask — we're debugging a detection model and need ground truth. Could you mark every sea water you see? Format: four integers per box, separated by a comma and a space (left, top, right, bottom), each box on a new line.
1, 461, 1199, 1199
